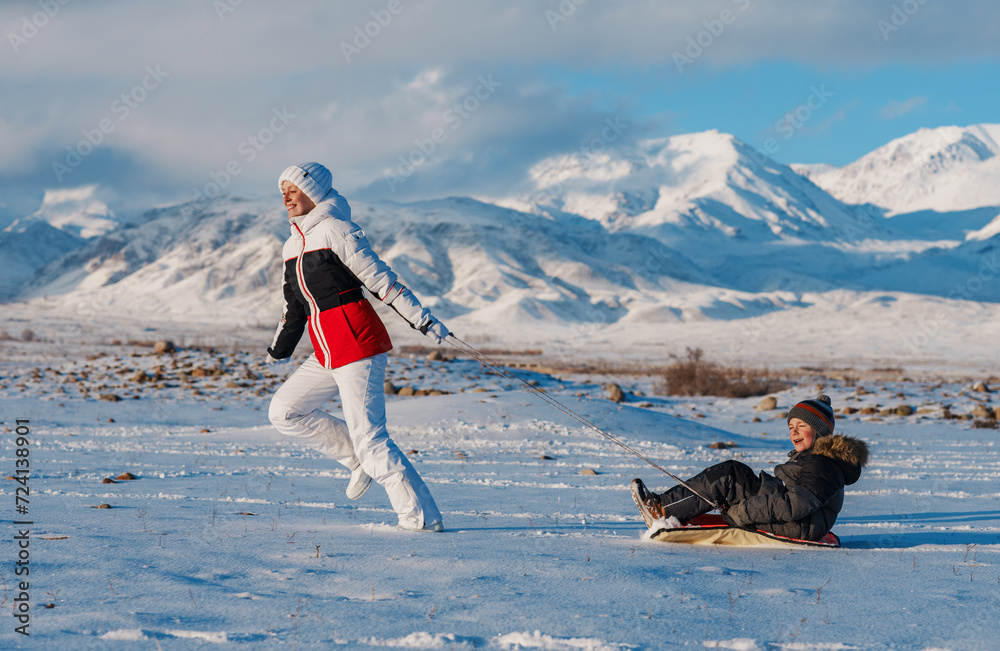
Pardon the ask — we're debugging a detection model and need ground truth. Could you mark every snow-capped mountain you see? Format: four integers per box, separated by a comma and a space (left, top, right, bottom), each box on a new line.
5, 124, 1000, 342
19, 197, 288, 320
0, 219, 82, 299
21, 194, 764, 325
795, 124, 1000, 215
506, 130, 875, 246
499, 130, 911, 294
352, 197, 722, 325
0, 185, 118, 298
23, 185, 118, 238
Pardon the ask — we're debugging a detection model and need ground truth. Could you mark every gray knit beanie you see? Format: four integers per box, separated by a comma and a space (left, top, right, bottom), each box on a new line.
787, 394, 835, 438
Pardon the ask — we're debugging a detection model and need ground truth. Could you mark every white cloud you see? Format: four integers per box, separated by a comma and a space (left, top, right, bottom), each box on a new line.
879, 96, 929, 119
1, 0, 996, 212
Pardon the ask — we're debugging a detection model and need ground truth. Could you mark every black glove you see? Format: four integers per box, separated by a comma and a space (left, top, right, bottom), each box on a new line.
720, 507, 755, 531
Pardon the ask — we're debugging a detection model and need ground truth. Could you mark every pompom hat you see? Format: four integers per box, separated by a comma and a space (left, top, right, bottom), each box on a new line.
278, 162, 332, 205
787, 394, 835, 438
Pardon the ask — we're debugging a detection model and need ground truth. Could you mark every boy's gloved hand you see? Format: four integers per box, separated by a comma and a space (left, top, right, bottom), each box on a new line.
720, 505, 755, 531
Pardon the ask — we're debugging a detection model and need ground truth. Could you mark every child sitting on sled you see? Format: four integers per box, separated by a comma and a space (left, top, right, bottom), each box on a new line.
631, 395, 868, 542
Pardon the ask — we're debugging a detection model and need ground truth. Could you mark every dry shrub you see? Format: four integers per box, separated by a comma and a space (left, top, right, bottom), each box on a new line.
661, 347, 788, 398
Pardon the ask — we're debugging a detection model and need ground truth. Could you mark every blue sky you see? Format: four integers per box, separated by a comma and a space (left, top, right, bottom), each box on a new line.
556, 60, 1000, 166
0, 0, 997, 222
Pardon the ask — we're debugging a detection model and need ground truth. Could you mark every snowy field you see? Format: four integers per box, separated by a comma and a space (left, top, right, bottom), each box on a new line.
1, 329, 999, 650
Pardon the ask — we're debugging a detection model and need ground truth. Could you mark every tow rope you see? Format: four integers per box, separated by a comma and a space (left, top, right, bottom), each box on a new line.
443, 334, 723, 511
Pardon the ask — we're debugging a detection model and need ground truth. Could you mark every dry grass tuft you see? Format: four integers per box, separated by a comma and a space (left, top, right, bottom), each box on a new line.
660, 348, 789, 398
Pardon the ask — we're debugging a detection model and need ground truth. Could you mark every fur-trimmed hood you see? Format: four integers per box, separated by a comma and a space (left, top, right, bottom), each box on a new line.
811, 434, 868, 485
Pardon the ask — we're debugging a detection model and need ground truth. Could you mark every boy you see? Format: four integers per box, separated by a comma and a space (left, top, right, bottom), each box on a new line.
631, 395, 868, 542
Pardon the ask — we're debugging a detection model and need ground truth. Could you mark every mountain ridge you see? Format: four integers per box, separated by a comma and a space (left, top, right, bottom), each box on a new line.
4, 123, 1000, 337
795, 123, 1000, 214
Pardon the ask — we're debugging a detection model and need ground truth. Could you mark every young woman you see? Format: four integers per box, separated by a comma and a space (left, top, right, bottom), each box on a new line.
266, 162, 447, 532
631, 395, 868, 542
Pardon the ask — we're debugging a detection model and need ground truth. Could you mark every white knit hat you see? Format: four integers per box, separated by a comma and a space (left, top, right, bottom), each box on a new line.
278, 162, 333, 205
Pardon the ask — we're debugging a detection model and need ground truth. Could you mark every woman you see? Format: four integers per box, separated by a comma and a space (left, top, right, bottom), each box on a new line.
266, 162, 447, 532
631, 395, 868, 542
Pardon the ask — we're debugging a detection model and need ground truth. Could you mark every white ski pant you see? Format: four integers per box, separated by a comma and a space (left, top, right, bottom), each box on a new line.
268, 353, 441, 529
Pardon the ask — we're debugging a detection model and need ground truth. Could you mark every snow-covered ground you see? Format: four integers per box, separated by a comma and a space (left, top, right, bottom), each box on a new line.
2, 323, 998, 649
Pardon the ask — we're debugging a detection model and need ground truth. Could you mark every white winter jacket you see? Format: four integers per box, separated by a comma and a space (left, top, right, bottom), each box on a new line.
268, 192, 434, 368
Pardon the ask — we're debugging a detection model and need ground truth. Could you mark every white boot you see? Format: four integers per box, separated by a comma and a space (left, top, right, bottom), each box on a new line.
346, 466, 372, 500
399, 519, 444, 533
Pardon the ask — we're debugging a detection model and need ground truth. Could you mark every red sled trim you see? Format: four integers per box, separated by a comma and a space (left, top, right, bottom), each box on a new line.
656, 514, 841, 548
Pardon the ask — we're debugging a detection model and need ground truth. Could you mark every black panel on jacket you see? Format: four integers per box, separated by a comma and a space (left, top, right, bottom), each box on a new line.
296, 249, 364, 312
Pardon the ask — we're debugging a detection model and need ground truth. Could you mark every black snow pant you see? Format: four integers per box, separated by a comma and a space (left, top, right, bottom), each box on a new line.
653, 460, 763, 523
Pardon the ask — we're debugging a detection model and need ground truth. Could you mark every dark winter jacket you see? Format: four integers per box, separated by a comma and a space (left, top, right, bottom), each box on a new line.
728, 435, 869, 541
